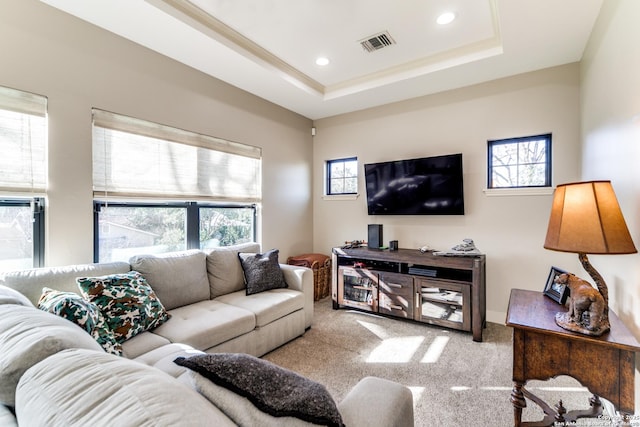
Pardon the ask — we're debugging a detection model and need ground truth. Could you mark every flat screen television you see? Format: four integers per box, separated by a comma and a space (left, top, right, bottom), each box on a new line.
364, 153, 464, 215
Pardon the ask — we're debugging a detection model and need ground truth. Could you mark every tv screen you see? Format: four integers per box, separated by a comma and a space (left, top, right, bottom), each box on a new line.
364, 153, 464, 215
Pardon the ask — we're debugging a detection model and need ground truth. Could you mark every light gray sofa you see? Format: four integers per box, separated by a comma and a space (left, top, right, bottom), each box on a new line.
2, 242, 314, 359
0, 242, 415, 426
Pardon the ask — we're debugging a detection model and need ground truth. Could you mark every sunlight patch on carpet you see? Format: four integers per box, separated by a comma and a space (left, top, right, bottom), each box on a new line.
366, 336, 424, 363
420, 335, 450, 363
357, 319, 391, 340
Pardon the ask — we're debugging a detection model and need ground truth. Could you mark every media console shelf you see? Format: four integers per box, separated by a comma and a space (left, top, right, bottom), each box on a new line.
332, 247, 486, 342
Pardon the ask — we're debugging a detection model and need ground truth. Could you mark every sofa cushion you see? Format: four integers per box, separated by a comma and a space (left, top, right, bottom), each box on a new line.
37, 287, 122, 356
175, 353, 344, 427
152, 300, 255, 351
15, 348, 236, 427
130, 250, 210, 310
0, 285, 32, 307
215, 289, 304, 328
0, 304, 103, 407
133, 343, 204, 381
120, 330, 171, 359
77, 271, 171, 343
0, 262, 131, 306
206, 242, 260, 298
238, 249, 288, 295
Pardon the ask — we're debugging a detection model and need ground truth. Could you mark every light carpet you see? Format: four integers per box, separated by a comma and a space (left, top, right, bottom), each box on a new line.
263, 299, 607, 427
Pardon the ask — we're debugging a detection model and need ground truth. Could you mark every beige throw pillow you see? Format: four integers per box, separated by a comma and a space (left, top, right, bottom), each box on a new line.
130, 250, 210, 310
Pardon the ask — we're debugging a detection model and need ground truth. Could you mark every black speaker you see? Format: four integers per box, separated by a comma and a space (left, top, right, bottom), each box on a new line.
368, 224, 383, 249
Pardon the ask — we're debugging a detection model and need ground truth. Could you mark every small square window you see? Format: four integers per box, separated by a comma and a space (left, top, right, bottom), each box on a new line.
326, 157, 358, 195
487, 134, 551, 188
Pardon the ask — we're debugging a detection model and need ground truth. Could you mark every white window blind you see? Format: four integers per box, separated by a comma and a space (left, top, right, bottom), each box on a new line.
92, 109, 262, 202
0, 86, 47, 194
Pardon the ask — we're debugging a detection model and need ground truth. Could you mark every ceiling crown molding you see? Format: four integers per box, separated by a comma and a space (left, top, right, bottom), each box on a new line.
146, 0, 325, 96
147, 0, 503, 101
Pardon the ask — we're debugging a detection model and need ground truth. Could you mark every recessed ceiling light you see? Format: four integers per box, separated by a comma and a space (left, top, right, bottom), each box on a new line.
315, 57, 330, 66
437, 12, 456, 25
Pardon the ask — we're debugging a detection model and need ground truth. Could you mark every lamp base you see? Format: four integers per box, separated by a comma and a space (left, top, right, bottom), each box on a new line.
555, 311, 610, 337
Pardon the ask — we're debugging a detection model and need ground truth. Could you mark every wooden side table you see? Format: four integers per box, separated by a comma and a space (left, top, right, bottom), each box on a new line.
506, 289, 640, 426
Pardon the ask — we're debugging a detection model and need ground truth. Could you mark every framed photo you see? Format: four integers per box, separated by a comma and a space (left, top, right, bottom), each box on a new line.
544, 266, 570, 305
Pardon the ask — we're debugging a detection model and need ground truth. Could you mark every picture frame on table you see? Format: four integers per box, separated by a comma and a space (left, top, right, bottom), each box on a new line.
543, 266, 570, 305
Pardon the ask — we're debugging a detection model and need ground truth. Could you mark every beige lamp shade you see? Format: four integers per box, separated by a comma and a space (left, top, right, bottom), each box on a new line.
544, 181, 637, 254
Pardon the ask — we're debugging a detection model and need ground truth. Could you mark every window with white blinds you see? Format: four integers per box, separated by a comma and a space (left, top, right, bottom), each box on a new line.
92, 109, 262, 202
0, 85, 47, 194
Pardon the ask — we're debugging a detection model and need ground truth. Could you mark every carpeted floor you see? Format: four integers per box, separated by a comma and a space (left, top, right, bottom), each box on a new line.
263, 299, 606, 427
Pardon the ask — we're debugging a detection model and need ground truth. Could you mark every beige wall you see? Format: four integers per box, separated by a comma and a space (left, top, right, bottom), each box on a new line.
581, 0, 640, 341
313, 64, 583, 322
0, 0, 314, 266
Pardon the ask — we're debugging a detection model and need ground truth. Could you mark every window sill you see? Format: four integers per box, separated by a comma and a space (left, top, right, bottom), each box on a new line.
483, 187, 554, 197
323, 194, 359, 201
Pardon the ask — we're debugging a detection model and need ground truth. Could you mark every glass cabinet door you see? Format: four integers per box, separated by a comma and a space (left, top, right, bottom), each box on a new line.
337, 266, 378, 312
416, 278, 470, 331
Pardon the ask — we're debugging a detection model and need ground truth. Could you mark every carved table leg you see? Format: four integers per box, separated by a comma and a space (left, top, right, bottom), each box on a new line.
554, 400, 566, 423
511, 382, 526, 427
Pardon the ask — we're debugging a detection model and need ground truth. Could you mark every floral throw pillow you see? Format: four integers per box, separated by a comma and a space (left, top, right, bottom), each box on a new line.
38, 287, 122, 356
76, 271, 171, 343
238, 249, 288, 295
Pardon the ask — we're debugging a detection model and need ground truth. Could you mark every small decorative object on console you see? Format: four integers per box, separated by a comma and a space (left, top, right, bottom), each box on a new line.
433, 238, 482, 256
341, 240, 365, 249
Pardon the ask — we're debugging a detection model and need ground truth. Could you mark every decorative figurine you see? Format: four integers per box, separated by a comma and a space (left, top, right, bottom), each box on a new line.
452, 238, 477, 252
434, 238, 482, 256
553, 273, 608, 336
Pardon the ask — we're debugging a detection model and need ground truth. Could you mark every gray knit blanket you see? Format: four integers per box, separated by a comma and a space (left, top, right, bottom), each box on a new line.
174, 353, 345, 427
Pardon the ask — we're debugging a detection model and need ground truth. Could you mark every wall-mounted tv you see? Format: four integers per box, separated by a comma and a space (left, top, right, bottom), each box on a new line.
364, 153, 464, 215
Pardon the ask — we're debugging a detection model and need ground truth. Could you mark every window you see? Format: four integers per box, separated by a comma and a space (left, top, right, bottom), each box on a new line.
487, 134, 551, 188
93, 201, 256, 262
326, 157, 358, 195
0, 85, 47, 270
91, 109, 261, 262
0, 198, 45, 270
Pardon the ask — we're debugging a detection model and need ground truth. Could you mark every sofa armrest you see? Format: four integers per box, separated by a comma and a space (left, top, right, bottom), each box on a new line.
338, 377, 414, 427
280, 264, 314, 329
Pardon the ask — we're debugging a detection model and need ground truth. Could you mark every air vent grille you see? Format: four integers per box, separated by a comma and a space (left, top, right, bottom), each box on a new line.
359, 31, 396, 52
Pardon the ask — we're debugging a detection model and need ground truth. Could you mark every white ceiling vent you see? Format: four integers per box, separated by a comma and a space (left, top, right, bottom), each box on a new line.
359, 31, 396, 53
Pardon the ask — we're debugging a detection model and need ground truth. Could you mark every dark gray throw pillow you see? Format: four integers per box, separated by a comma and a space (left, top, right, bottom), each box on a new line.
174, 353, 344, 427
238, 249, 288, 295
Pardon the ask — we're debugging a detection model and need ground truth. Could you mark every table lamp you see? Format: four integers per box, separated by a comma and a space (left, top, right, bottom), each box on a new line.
544, 181, 637, 336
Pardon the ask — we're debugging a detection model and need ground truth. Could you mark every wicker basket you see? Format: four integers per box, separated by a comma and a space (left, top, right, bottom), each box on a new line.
286, 253, 331, 301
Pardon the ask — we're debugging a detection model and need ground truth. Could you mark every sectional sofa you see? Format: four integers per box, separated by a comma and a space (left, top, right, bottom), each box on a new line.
0, 242, 414, 426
